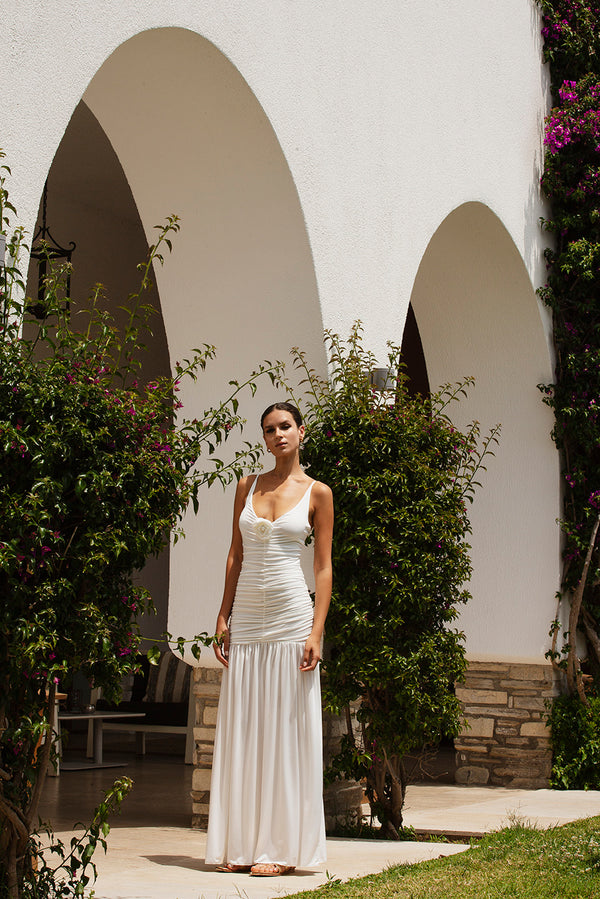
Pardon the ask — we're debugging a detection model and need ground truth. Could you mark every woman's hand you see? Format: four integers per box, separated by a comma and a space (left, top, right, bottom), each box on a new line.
300, 634, 321, 672
214, 615, 230, 668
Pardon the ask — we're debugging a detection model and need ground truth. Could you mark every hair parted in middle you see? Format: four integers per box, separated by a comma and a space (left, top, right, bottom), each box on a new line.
260, 401, 303, 430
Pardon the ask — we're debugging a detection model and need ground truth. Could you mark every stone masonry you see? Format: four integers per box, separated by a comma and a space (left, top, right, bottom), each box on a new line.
322, 706, 364, 832
191, 659, 561, 829
190, 666, 222, 829
454, 661, 560, 788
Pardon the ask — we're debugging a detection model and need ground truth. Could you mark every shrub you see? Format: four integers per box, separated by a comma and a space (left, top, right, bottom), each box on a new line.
288, 324, 499, 836
548, 694, 600, 788
0, 156, 278, 897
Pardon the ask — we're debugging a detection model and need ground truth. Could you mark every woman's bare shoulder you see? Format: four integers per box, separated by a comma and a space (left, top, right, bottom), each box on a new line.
235, 473, 257, 499
310, 480, 333, 502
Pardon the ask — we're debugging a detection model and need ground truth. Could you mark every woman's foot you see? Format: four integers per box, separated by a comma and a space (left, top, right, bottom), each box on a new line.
250, 863, 295, 876
215, 863, 252, 873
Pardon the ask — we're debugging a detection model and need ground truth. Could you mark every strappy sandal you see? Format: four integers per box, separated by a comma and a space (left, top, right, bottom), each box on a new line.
250, 863, 295, 876
215, 863, 252, 873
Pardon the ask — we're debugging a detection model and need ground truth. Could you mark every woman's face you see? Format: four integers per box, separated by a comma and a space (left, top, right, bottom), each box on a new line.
262, 409, 304, 457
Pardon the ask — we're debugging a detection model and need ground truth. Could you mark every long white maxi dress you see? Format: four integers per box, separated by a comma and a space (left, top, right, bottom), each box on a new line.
205, 475, 326, 867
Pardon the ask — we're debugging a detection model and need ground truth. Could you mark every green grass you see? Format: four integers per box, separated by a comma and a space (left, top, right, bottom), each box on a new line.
286, 816, 600, 899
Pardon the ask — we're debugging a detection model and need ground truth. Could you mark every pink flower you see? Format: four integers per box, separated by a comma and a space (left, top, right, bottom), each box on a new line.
589, 490, 600, 509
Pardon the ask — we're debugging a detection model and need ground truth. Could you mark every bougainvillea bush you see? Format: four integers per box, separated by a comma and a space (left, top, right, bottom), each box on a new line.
289, 325, 500, 836
539, 0, 600, 87
537, 2, 600, 714
0, 157, 277, 897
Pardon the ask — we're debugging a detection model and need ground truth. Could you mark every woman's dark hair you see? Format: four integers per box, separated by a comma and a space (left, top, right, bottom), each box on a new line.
260, 401, 303, 430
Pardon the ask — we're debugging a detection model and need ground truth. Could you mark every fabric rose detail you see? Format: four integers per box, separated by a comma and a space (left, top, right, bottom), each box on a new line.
254, 518, 274, 541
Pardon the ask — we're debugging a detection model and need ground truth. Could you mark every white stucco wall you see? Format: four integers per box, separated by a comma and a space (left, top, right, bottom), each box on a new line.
411, 203, 559, 664
3, 2, 550, 337
2, 2, 558, 664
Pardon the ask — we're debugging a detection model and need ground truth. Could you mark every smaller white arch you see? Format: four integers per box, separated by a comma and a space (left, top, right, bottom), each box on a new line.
410, 202, 560, 664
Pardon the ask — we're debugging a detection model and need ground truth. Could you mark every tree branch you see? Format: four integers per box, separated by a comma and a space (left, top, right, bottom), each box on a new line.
566, 513, 600, 701
0, 792, 30, 845
26, 681, 56, 832
550, 599, 562, 678
583, 607, 600, 669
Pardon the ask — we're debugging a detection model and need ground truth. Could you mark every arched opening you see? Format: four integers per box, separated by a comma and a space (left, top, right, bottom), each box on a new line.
25, 100, 172, 649
400, 302, 430, 397
25, 99, 178, 789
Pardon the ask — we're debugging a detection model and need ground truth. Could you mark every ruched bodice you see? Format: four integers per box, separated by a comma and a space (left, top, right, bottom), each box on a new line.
230, 476, 314, 643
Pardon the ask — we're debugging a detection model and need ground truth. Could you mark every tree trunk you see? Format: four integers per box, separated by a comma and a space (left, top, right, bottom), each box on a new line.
583, 607, 600, 671
365, 748, 406, 838
1, 682, 57, 897
26, 682, 55, 830
566, 513, 600, 702
389, 755, 406, 833
7, 833, 19, 899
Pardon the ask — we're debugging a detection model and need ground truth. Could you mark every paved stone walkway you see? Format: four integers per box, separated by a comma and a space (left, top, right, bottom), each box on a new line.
52, 784, 600, 899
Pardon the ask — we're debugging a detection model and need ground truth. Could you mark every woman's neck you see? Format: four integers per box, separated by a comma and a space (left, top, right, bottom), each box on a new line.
270, 456, 303, 481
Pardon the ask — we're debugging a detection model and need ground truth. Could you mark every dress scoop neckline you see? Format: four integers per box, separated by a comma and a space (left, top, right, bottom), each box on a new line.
249, 475, 314, 524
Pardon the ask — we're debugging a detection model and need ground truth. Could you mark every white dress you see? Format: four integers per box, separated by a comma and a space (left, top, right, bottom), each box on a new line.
205, 475, 326, 867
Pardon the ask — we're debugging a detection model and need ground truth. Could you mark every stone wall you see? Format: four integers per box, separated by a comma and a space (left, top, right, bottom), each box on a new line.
454, 661, 560, 788
190, 666, 222, 829
191, 659, 561, 829
322, 706, 364, 832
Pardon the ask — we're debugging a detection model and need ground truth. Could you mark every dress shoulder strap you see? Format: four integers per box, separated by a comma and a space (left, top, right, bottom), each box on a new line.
302, 480, 315, 503
245, 473, 259, 503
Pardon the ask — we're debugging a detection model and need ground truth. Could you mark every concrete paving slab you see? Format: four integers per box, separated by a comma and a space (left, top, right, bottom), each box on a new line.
58, 827, 467, 899
402, 784, 600, 837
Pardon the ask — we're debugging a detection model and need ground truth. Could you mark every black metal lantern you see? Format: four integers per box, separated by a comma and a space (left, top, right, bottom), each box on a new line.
29, 180, 76, 318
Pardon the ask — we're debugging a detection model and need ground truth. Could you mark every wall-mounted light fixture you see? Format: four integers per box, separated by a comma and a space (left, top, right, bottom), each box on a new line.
29, 180, 75, 318
369, 366, 396, 392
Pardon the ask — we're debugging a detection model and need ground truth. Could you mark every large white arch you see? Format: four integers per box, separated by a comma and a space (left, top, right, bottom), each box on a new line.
410, 202, 560, 664
80, 28, 326, 655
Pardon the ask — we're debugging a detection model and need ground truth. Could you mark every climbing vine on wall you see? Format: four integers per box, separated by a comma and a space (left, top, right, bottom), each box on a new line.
538, 1, 600, 710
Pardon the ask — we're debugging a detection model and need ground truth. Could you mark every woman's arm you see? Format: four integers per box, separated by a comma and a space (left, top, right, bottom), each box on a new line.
213, 476, 253, 667
300, 481, 334, 672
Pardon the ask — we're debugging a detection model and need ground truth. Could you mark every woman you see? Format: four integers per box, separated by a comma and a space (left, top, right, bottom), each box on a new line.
205, 401, 334, 877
